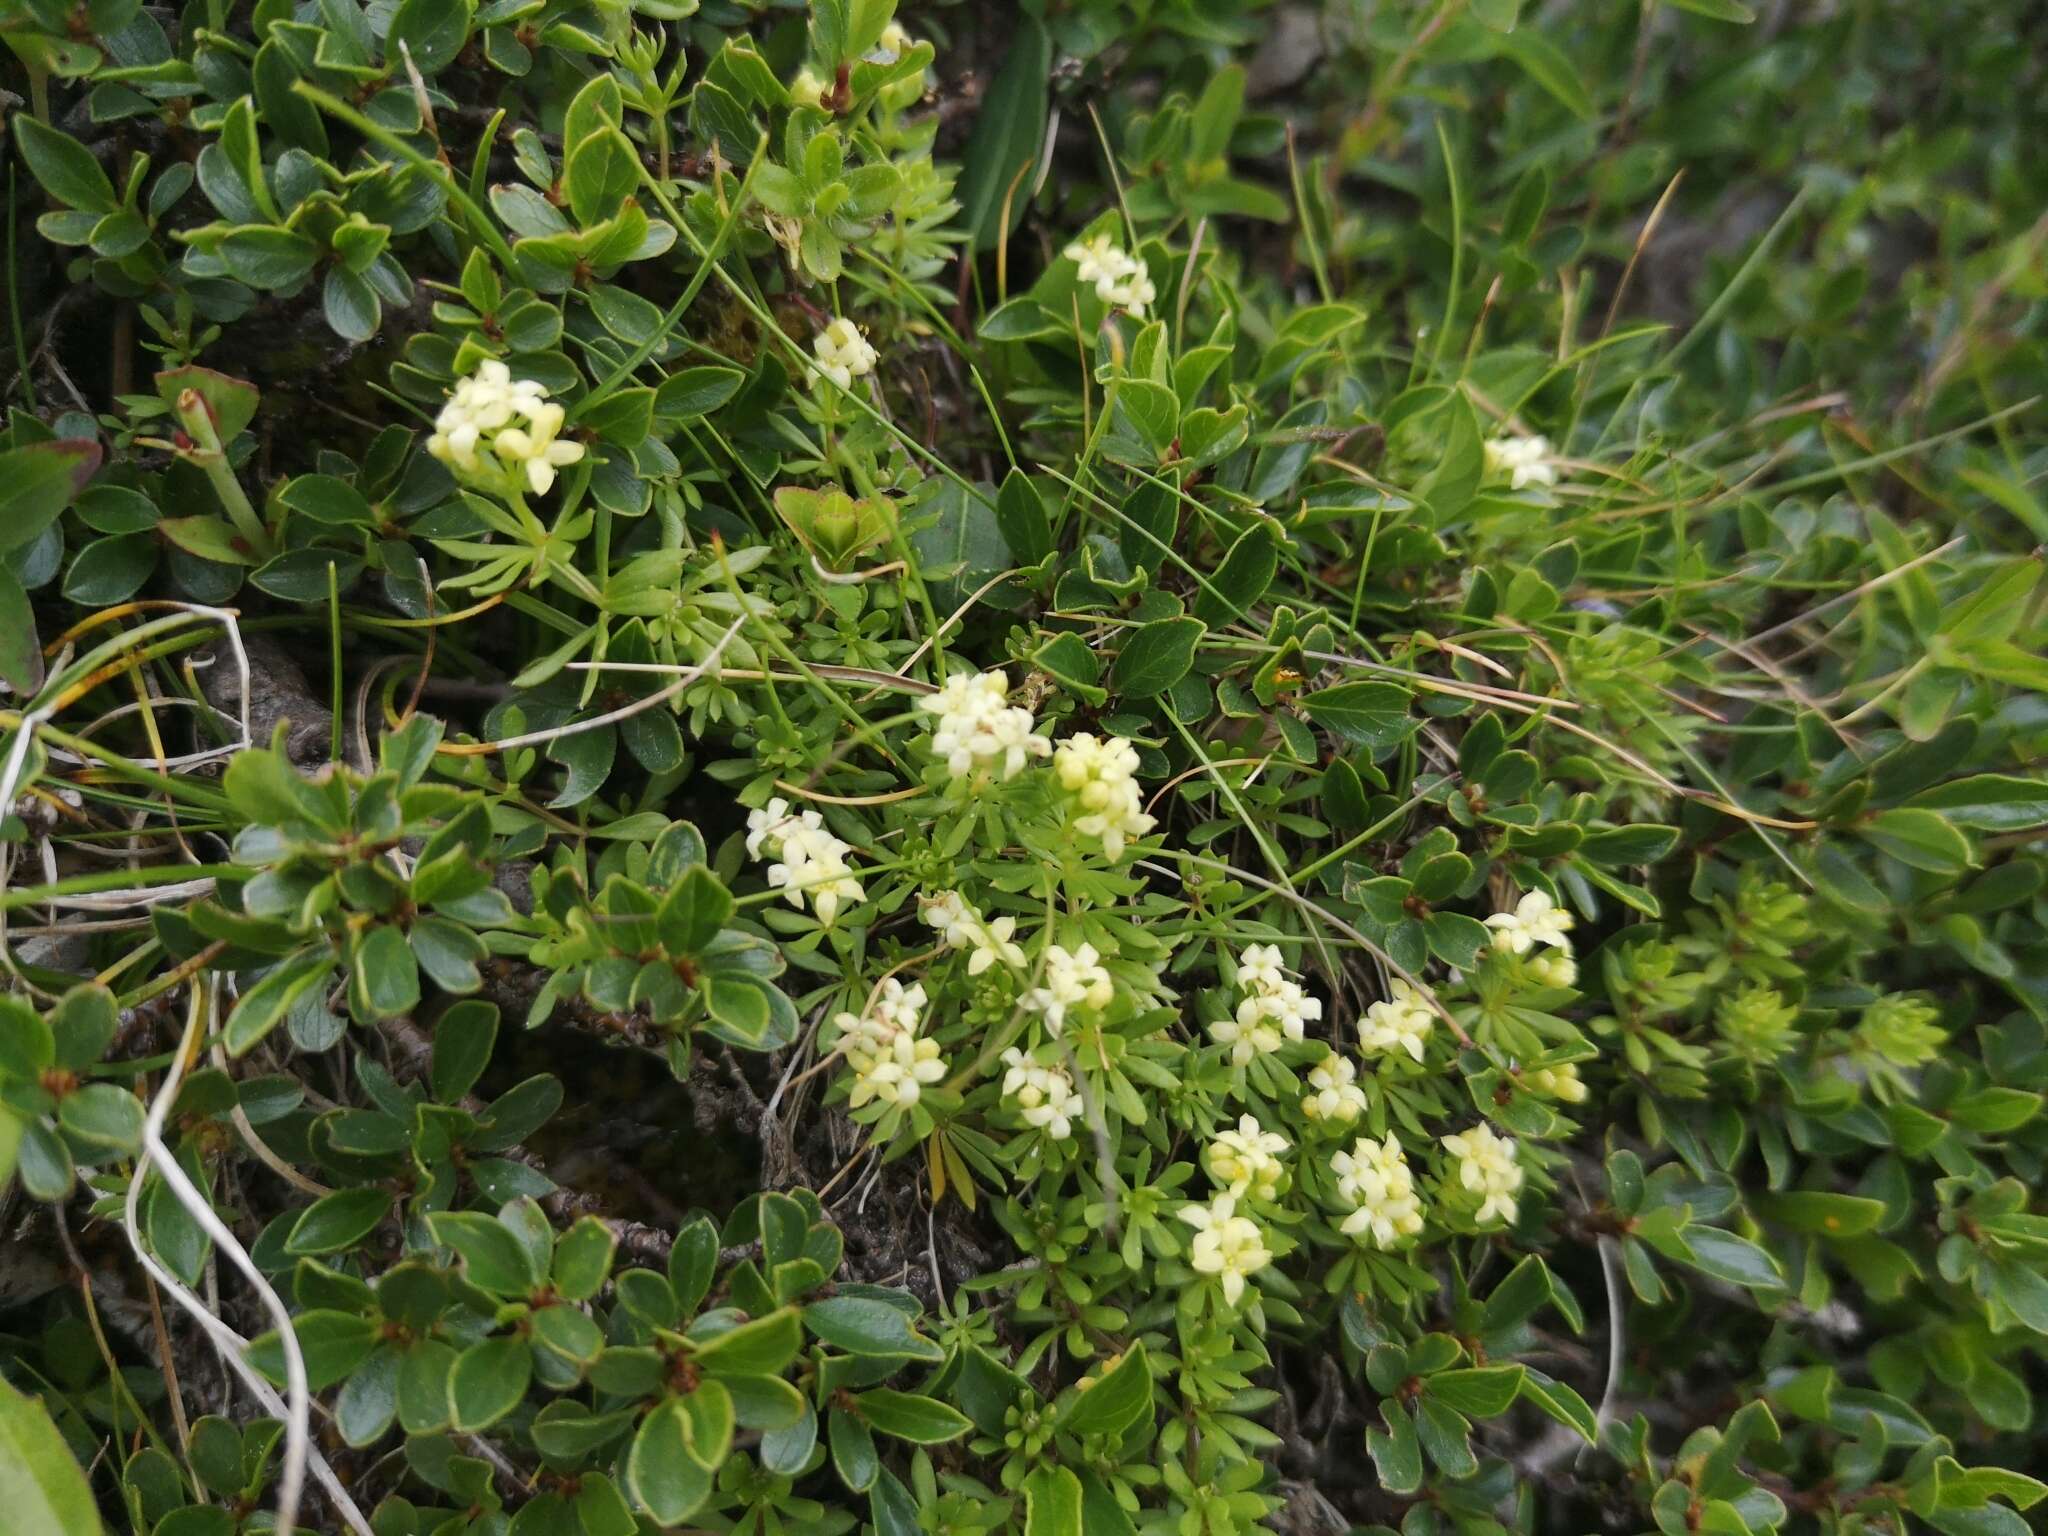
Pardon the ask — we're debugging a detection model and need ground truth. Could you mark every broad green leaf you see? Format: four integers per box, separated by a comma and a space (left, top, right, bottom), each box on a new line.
226, 949, 333, 1056
1904, 775, 2048, 832
286, 1187, 393, 1255
1859, 808, 1973, 875
350, 925, 421, 1021
0, 1375, 101, 1536
803, 1297, 943, 1361
1428, 1364, 1525, 1418
389, 0, 473, 72
0, 567, 44, 695
246, 1310, 377, 1392
1680, 1225, 1785, 1292
55, 1083, 144, 1151
691, 1307, 802, 1376
628, 1398, 713, 1523
1756, 1191, 1885, 1238
1367, 1405, 1424, 1495
854, 1388, 973, 1443
1056, 1342, 1153, 1437
996, 468, 1053, 563
0, 440, 102, 558
1023, 1464, 1084, 1536
829, 1405, 878, 1491
957, 13, 1050, 249
1486, 29, 1594, 119
551, 1217, 617, 1302
278, 474, 374, 527
13, 117, 117, 212
1303, 682, 1416, 750
429, 999, 499, 1103
448, 1335, 532, 1431
1191, 524, 1279, 626
427, 1210, 542, 1293
1113, 618, 1203, 699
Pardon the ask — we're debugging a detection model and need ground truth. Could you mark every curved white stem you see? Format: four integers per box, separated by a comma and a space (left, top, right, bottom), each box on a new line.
1580, 1233, 1628, 1468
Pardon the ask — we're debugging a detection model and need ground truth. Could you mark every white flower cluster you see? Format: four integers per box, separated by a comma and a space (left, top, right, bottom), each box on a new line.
1330, 1133, 1424, 1251
1483, 433, 1557, 490
1301, 1051, 1367, 1125
1359, 978, 1434, 1063
1236, 943, 1287, 994
1484, 889, 1575, 954
920, 890, 1026, 975
745, 797, 865, 925
835, 979, 946, 1110
1177, 1193, 1272, 1306
812, 316, 878, 389
1205, 1115, 1290, 1202
426, 359, 587, 495
918, 669, 1051, 783
1053, 733, 1156, 860
1063, 233, 1156, 317
1021, 943, 1113, 1035
1441, 1123, 1523, 1225
1000, 1047, 1080, 1139
1212, 943, 1322, 1065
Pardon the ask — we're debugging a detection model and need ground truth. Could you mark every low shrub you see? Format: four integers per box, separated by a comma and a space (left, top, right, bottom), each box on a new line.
1, 3, 2045, 1535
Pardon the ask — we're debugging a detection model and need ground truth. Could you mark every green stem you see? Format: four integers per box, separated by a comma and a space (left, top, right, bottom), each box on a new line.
171, 389, 270, 556
6, 165, 33, 408
327, 560, 344, 763
291, 82, 520, 270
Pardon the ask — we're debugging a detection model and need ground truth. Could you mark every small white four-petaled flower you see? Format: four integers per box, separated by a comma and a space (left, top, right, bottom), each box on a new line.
1000, 1047, 1079, 1139
1484, 434, 1557, 490
1358, 978, 1434, 1062
1062, 233, 1156, 317
1178, 1192, 1272, 1305
1021, 943, 1114, 1035
1301, 1051, 1368, 1125
835, 978, 945, 1110
1484, 889, 1575, 955
1441, 1123, 1524, 1226
920, 890, 1027, 974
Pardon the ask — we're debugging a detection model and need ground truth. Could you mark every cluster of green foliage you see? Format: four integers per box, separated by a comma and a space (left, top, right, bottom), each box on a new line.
2, 1, 2046, 1535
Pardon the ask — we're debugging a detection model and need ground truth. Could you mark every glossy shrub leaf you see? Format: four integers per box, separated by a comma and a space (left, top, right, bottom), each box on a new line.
852, 1388, 972, 1443
285, 1187, 393, 1255
427, 1211, 541, 1294
628, 1399, 713, 1523
1113, 618, 1203, 700
957, 12, 1050, 249
1056, 1342, 1152, 1437
1303, 682, 1416, 751
448, 1335, 533, 1432
803, 1297, 943, 1362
